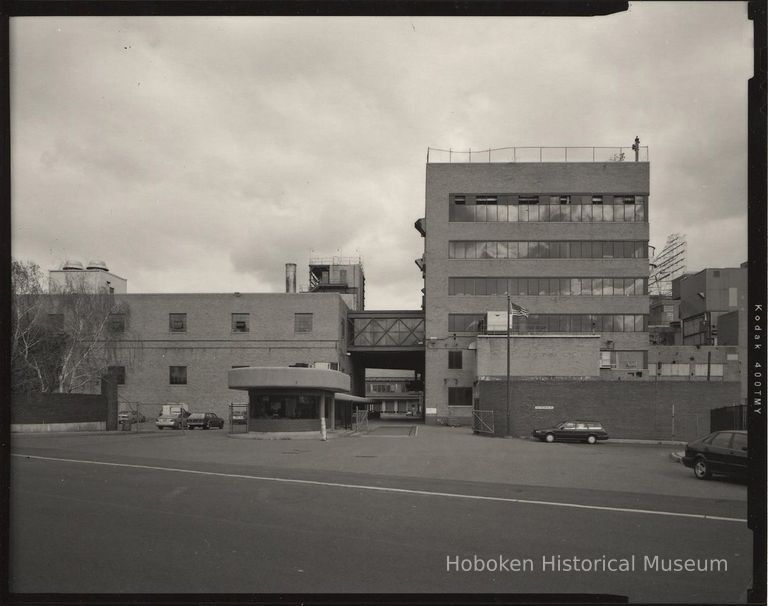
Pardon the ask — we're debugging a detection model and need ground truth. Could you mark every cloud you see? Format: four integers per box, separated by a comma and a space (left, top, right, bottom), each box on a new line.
10, 8, 752, 308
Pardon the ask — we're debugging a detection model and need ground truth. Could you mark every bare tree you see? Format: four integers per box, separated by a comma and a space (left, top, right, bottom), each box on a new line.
12, 260, 140, 393
11, 260, 46, 394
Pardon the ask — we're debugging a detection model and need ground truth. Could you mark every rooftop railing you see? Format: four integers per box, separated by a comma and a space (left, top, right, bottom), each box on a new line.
426, 146, 649, 164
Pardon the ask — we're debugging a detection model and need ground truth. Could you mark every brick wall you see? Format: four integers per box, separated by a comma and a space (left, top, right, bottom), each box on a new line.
478, 379, 740, 441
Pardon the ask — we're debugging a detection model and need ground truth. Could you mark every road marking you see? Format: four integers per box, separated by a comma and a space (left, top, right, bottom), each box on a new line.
12, 453, 747, 524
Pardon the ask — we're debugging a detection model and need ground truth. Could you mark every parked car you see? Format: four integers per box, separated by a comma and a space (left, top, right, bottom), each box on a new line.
231, 410, 247, 424
187, 412, 225, 430
682, 430, 747, 480
118, 410, 146, 424
532, 420, 609, 444
156, 413, 187, 430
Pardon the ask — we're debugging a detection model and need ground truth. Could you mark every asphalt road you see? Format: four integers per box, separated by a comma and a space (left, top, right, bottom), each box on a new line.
9, 445, 752, 602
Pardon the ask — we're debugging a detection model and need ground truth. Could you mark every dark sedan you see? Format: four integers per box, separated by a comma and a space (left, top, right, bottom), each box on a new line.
187, 412, 225, 430
682, 430, 747, 480
532, 421, 609, 444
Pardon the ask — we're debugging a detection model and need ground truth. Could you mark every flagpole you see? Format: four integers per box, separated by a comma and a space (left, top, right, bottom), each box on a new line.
506, 293, 511, 437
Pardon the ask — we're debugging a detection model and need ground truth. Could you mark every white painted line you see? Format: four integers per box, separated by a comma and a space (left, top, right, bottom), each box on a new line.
12, 453, 747, 524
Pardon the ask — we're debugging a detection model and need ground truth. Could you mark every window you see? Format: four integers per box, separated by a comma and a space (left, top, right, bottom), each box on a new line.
448, 350, 463, 369
732, 432, 747, 451
559, 195, 571, 204
231, 313, 249, 333
475, 195, 497, 205
295, 313, 313, 333
47, 313, 64, 331
518, 196, 539, 204
169, 366, 187, 385
453, 195, 466, 205
710, 432, 732, 448
108, 365, 126, 385
339, 269, 348, 284
108, 313, 125, 333
169, 313, 187, 333
448, 387, 473, 406
591, 195, 603, 204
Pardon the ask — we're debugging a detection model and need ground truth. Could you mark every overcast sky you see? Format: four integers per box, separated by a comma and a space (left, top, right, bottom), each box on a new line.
10, 4, 752, 309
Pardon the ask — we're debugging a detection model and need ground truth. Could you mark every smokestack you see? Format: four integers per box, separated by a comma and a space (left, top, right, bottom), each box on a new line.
285, 263, 297, 293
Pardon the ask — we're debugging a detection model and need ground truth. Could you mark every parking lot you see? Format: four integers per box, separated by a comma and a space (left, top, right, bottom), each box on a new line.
11, 422, 747, 502
10, 423, 752, 599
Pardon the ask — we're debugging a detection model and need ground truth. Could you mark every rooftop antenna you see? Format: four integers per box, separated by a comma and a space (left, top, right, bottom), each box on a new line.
632, 136, 640, 161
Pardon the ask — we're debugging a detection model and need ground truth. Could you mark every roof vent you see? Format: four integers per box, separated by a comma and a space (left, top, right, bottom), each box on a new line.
86, 260, 109, 271
62, 260, 84, 271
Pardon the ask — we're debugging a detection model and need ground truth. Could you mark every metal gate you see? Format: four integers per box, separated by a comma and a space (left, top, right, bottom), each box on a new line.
473, 410, 495, 434
353, 409, 369, 433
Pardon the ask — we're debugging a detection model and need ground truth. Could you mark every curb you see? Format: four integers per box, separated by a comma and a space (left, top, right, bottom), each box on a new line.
669, 451, 684, 463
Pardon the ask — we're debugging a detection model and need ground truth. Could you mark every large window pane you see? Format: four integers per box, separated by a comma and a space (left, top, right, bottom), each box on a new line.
528, 279, 538, 296
478, 241, 493, 259
497, 241, 509, 259
571, 204, 581, 222
560, 278, 570, 296
624, 278, 635, 295
624, 315, 635, 332
508, 205, 518, 222
593, 278, 605, 295
519, 279, 528, 296
636, 203, 645, 221
519, 206, 529, 222
591, 242, 602, 258
613, 279, 624, 295
476, 278, 487, 295
466, 242, 477, 259
519, 242, 528, 258
508, 278, 519, 296
497, 205, 507, 222
603, 205, 614, 221
449, 278, 456, 295
476, 205, 487, 222
539, 205, 550, 222
568, 278, 581, 295
582, 205, 593, 222
614, 316, 625, 332
508, 241, 518, 259
581, 278, 592, 295
635, 242, 646, 258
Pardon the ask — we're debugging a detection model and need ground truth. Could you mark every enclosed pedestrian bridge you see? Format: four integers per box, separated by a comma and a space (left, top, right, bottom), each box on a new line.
346, 310, 425, 374
347, 310, 425, 351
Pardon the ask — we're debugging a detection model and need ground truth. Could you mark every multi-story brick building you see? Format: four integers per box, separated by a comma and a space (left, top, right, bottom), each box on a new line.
107, 292, 352, 418
418, 150, 651, 425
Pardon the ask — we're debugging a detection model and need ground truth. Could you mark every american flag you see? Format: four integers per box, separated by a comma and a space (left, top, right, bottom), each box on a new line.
510, 302, 529, 318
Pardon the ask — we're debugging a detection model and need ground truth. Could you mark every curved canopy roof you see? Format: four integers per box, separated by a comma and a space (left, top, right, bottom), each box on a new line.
228, 366, 350, 393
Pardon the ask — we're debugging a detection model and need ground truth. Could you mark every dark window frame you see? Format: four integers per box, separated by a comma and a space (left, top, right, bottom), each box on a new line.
448, 350, 463, 369
169, 366, 188, 385
169, 313, 187, 333
231, 313, 250, 333
295, 313, 314, 334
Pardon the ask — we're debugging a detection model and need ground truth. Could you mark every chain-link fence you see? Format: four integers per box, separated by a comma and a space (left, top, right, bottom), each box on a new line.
353, 409, 369, 433
229, 403, 248, 434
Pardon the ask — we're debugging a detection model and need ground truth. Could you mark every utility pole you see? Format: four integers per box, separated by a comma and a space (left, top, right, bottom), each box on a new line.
506, 293, 512, 436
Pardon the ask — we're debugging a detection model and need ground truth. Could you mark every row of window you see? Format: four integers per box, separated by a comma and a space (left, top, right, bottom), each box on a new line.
450, 202, 646, 223
449, 277, 648, 297
448, 240, 648, 260
448, 313, 649, 333
105, 312, 314, 334
657, 363, 725, 377
107, 361, 338, 385
452, 194, 646, 206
